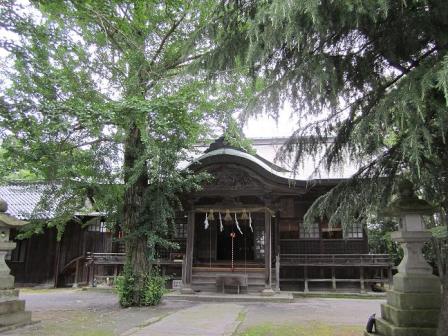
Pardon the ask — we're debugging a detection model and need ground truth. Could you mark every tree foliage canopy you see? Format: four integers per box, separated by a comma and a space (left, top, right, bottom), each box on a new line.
208, 0, 448, 228
0, 0, 250, 289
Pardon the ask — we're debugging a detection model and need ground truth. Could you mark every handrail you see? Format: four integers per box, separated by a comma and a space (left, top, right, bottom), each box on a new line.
281, 253, 389, 256
280, 253, 392, 266
60, 255, 87, 275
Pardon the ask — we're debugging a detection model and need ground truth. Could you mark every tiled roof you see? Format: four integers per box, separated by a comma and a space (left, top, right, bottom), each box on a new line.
0, 183, 58, 220
193, 137, 358, 180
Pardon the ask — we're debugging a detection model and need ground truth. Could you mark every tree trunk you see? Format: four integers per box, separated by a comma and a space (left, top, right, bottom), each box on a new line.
123, 124, 149, 299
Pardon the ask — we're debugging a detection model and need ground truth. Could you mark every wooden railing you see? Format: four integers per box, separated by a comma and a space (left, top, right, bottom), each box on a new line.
280, 253, 392, 266
278, 253, 393, 292
85, 252, 126, 265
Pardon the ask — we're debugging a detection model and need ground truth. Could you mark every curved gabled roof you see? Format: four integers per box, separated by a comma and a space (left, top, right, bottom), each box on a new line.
190, 136, 358, 185
195, 147, 293, 180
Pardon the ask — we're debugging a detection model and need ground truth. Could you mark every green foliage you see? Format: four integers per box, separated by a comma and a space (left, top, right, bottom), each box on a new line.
223, 118, 255, 155
367, 219, 402, 265
141, 270, 166, 306
115, 265, 136, 308
209, 0, 448, 229
0, 0, 254, 307
116, 264, 166, 307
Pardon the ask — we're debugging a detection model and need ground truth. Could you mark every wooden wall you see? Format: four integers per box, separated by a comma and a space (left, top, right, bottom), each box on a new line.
8, 219, 114, 286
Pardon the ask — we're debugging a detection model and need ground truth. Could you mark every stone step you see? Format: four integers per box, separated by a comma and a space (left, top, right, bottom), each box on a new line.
381, 303, 439, 328
386, 290, 441, 310
376, 317, 437, 336
0, 300, 25, 315
192, 275, 269, 284
0, 311, 32, 327
191, 283, 265, 293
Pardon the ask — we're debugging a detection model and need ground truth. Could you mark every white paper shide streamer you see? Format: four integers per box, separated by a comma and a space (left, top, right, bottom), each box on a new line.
248, 212, 253, 232
234, 213, 243, 235
204, 212, 209, 230
219, 212, 224, 232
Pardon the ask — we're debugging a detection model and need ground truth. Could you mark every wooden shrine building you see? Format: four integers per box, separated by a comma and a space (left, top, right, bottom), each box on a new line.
171, 137, 392, 293
2, 137, 392, 293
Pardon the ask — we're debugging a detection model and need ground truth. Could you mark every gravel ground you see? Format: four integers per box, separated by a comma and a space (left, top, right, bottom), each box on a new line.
3, 289, 385, 336
240, 297, 384, 328
4, 289, 196, 336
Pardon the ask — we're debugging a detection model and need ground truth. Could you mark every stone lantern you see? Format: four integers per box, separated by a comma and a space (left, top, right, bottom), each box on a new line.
0, 198, 32, 331
369, 180, 441, 336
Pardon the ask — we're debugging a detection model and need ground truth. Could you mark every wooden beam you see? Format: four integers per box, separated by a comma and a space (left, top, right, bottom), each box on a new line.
181, 211, 195, 294
264, 210, 272, 288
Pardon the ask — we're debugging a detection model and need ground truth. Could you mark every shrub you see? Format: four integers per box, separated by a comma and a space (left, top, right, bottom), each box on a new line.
116, 265, 166, 307
141, 271, 166, 306
115, 264, 137, 307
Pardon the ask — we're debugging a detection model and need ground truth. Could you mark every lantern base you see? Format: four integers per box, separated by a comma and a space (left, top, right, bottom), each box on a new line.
0, 289, 32, 330
368, 273, 441, 336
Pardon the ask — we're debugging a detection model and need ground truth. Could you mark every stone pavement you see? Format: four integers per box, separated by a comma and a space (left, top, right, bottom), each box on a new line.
127, 303, 243, 336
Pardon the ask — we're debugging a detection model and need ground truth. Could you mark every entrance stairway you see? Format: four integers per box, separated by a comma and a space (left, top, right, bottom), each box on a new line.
191, 263, 275, 293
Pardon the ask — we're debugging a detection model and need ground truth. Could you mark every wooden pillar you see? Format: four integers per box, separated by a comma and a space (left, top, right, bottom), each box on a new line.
275, 253, 280, 292
53, 241, 61, 288
360, 266, 365, 293
73, 259, 80, 288
387, 265, 393, 287
113, 264, 118, 285
262, 210, 274, 295
304, 265, 309, 293
274, 211, 280, 292
91, 262, 96, 287
331, 266, 336, 290
181, 211, 195, 294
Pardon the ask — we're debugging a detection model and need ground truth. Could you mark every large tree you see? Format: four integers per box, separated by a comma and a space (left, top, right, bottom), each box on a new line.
0, 0, 243, 305
207, 0, 448, 333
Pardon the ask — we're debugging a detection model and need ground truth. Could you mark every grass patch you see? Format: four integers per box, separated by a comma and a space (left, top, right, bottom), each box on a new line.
237, 310, 247, 322
237, 322, 363, 336
19, 310, 115, 336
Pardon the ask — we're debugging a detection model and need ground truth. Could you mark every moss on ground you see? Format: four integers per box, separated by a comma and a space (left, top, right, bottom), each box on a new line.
12, 310, 115, 336
236, 322, 363, 336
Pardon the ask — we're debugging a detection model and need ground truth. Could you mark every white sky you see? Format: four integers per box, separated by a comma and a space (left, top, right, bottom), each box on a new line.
243, 110, 298, 138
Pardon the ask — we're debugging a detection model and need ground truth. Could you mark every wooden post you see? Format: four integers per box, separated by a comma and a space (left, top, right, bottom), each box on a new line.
360, 266, 365, 293
91, 262, 96, 287
331, 266, 336, 290
262, 209, 274, 295
304, 265, 309, 293
181, 211, 195, 294
53, 241, 61, 288
73, 259, 80, 288
388, 265, 393, 288
113, 264, 118, 285
275, 253, 280, 292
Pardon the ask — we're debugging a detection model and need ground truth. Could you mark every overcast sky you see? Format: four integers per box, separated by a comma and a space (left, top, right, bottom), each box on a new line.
243, 110, 298, 139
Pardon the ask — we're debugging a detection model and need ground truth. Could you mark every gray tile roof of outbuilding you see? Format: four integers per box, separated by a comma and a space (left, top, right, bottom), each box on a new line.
0, 183, 57, 220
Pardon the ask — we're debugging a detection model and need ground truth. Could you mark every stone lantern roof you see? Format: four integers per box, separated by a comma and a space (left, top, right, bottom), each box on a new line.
380, 179, 436, 217
0, 197, 27, 228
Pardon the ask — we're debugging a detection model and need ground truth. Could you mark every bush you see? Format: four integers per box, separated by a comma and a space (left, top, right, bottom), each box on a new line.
141, 272, 166, 306
115, 264, 137, 307
116, 265, 166, 307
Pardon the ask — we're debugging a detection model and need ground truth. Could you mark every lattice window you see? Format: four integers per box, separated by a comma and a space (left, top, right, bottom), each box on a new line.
299, 221, 320, 239
344, 222, 364, 239
88, 218, 110, 232
321, 222, 343, 239
174, 220, 187, 239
